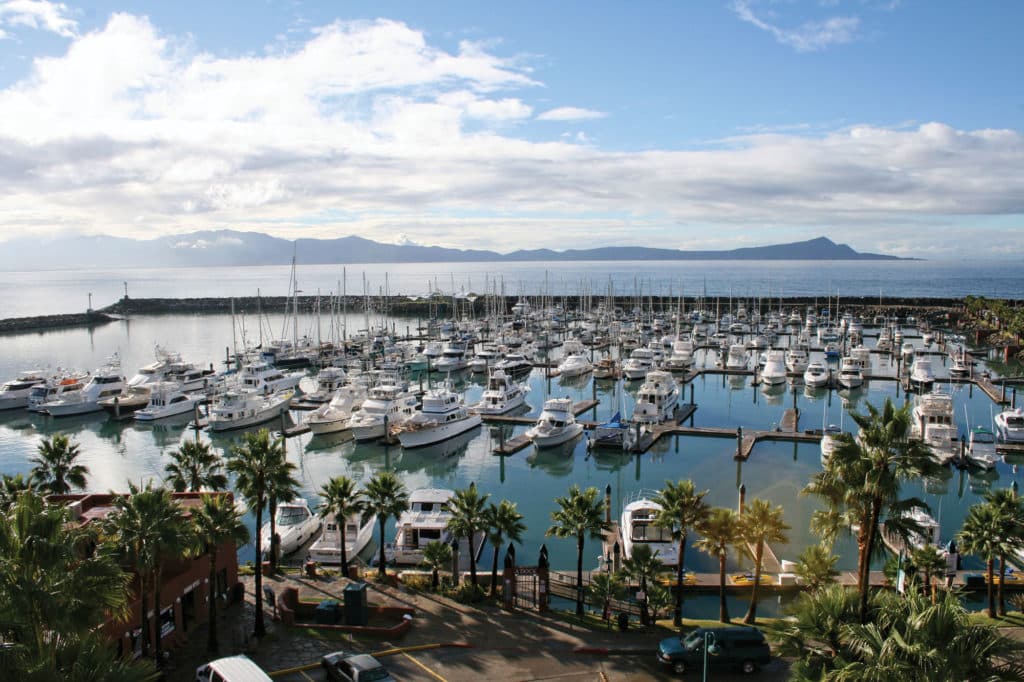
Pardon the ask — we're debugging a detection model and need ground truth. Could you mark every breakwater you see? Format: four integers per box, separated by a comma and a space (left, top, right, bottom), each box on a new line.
0, 311, 115, 335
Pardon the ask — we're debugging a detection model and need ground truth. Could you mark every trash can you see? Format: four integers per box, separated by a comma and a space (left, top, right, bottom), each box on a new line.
617, 612, 629, 632
344, 582, 368, 626
316, 599, 340, 624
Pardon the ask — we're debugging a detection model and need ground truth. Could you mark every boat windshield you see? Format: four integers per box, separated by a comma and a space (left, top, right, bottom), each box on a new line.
631, 522, 673, 543
278, 507, 308, 526
1007, 417, 1024, 428
973, 430, 996, 443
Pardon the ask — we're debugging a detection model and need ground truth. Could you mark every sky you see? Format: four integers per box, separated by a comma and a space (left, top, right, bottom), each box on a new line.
0, 1, 1022, 258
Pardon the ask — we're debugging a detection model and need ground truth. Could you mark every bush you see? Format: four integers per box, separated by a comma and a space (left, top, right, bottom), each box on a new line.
402, 574, 433, 591
448, 582, 486, 604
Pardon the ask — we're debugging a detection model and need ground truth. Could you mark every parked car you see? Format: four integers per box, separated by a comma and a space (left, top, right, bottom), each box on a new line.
657, 626, 771, 675
196, 654, 273, 682
322, 650, 395, 682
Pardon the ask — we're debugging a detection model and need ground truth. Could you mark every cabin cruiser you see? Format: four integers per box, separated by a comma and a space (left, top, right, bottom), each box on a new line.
663, 338, 695, 372
593, 358, 621, 380
785, 348, 809, 374
820, 424, 843, 465
43, 361, 126, 417
433, 341, 469, 373
725, 344, 748, 371
396, 384, 481, 448
622, 347, 657, 380
836, 357, 864, 390
910, 390, 954, 441
348, 384, 419, 441
473, 369, 528, 415
924, 423, 959, 465
591, 412, 637, 451
525, 397, 584, 448
387, 489, 479, 565
304, 366, 348, 403
494, 352, 533, 375
900, 342, 915, 366
238, 361, 303, 394
260, 498, 321, 557
307, 508, 376, 565
995, 408, 1024, 443
909, 358, 935, 392
620, 494, 678, 565
967, 426, 998, 469
557, 352, 594, 378
803, 361, 830, 388
761, 350, 787, 385
0, 371, 48, 410
207, 389, 294, 432
27, 373, 89, 412
305, 384, 365, 435
133, 382, 204, 421
876, 327, 893, 353
949, 350, 970, 379
631, 371, 680, 425
468, 345, 501, 374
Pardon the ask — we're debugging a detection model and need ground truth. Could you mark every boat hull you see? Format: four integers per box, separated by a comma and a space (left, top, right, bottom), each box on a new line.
528, 423, 583, 448
398, 414, 482, 448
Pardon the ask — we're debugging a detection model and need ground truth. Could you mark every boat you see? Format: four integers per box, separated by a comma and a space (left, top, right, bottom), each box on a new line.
760, 350, 787, 385
725, 344, 748, 371
395, 384, 482, 448
881, 508, 941, 553
820, 424, 843, 465
260, 498, 321, 557
900, 342, 915, 365
631, 370, 680, 424
557, 352, 593, 378
823, 342, 840, 360
473, 369, 528, 415
348, 384, 419, 441
493, 352, 533, 375
995, 408, 1024, 443
620, 494, 678, 565
663, 339, 695, 371
27, 373, 88, 412
967, 426, 998, 469
207, 389, 294, 432
307, 509, 377, 565
432, 341, 469, 373
0, 370, 49, 410
468, 345, 501, 374
622, 347, 657, 380
876, 327, 893, 353
924, 423, 959, 465
238, 361, 303, 394
949, 351, 970, 379
43, 360, 126, 417
525, 397, 584, 448
836, 357, 864, 389
910, 390, 954, 439
785, 348, 809, 374
386, 489, 472, 565
803, 361, 830, 388
909, 358, 935, 391
133, 382, 204, 421
593, 358, 621, 380
306, 384, 364, 435
304, 366, 347, 403
590, 411, 637, 451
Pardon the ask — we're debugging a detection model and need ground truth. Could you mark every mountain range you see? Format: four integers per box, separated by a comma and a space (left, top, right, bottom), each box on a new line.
0, 231, 907, 270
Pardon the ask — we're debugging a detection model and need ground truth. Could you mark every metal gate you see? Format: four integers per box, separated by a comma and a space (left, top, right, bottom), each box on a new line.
514, 566, 538, 610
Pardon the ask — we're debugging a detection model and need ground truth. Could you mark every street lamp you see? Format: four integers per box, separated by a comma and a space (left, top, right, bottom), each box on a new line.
702, 631, 719, 682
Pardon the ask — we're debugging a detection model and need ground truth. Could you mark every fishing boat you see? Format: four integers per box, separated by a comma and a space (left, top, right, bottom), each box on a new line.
631, 370, 680, 424
620, 493, 678, 565
207, 389, 294, 432
557, 352, 593, 378
803, 361, 830, 388
395, 384, 481, 448
473, 369, 528, 415
307, 509, 376, 565
260, 498, 321, 557
348, 384, 419, 442
525, 397, 584, 448
785, 348, 809, 374
27, 373, 89, 412
622, 347, 657, 380
133, 382, 204, 421
238, 361, 303, 394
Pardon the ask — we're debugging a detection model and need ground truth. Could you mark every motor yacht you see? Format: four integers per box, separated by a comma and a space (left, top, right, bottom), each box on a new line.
432, 341, 469, 373
593, 358, 621, 380
133, 382, 204, 421
967, 426, 998, 469
924, 423, 959, 465
995, 408, 1024, 443
348, 384, 419, 441
27, 373, 88, 412
785, 348, 809, 374
876, 327, 893, 353
304, 366, 347, 403
306, 384, 365, 435
820, 424, 843, 466
473, 369, 528, 415
557, 352, 594, 378
620, 494, 678, 565
909, 358, 935, 392
525, 397, 584, 448
307, 509, 376, 565
631, 370, 680, 425
761, 350, 787, 385
725, 344, 748, 371
396, 384, 481, 448
910, 390, 954, 440
387, 489, 475, 565
900, 342, 915, 366
494, 352, 533, 375
836, 357, 864, 390
949, 350, 970, 379
622, 347, 657, 380
260, 498, 321, 557
43, 361, 125, 417
468, 345, 501, 374
882, 508, 941, 552
663, 338, 695, 372
207, 389, 294, 432
238, 361, 303, 394
803, 361, 830, 388
0, 370, 49, 410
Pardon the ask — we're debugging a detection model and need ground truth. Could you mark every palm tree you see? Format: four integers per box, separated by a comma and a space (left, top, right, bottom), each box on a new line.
588, 571, 623, 623
767, 583, 860, 679
163, 440, 227, 492
30, 432, 88, 494
958, 502, 1002, 618
546, 484, 610, 617
694, 507, 740, 623
364, 471, 409, 580
483, 499, 526, 598
226, 428, 281, 637
794, 545, 839, 593
190, 493, 249, 653
317, 475, 366, 578
739, 498, 789, 624
620, 543, 662, 625
984, 488, 1024, 616
0, 473, 33, 512
652, 479, 710, 626
445, 483, 489, 587
420, 540, 452, 591
910, 545, 946, 604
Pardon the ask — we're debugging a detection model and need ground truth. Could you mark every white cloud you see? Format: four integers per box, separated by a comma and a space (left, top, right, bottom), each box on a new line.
731, 1, 859, 52
537, 106, 607, 121
0, 0, 77, 38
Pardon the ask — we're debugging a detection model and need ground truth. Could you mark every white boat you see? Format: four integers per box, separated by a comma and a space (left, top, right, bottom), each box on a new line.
995, 408, 1024, 443
557, 352, 593, 378
433, 341, 469, 373
631, 370, 680, 424
900, 342, 915, 365
785, 348, 809, 374
494, 352, 533, 375
133, 382, 204, 421
468, 345, 501, 374
909, 358, 935, 391
306, 384, 365, 435
924, 423, 959, 465
525, 397, 584, 448
803, 361, 830, 388
238, 361, 303, 394
622, 347, 657, 380
305, 366, 347, 403
910, 390, 954, 439
967, 426, 998, 469
387, 488, 456, 565
820, 424, 843, 465
664, 338, 695, 371
620, 494, 678, 565
882, 508, 941, 552
260, 498, 321, 557
0, 370, 49, 410
348, 384, 419, 441
27, 373, 88, 412
473, 369, 528, 415
850, 345, 871, 369
43, 361, 126, 417
876, 328, 893, 353
725, 344, 748, 371
761, 350, 787, 385
307, 509, 376, 565
396, 385, 482, 448
207, 389, 294, 432
836, 357, 864, 389
949, 351, 970, 379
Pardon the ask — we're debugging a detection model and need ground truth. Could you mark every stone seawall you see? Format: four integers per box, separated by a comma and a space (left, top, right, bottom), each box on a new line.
0, 311, 115, 335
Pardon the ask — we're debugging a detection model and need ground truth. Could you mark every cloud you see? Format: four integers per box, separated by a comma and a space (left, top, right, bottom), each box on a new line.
731, 1, 859, 52
537, 106, 607, 121
0, 0, 77, 38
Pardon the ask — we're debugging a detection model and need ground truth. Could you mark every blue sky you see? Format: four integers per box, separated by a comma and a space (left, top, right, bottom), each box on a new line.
0, 0, 1022, 257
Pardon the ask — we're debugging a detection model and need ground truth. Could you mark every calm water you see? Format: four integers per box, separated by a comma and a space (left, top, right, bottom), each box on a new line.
0, 314, 1019, 619
2, 258, 1021, 317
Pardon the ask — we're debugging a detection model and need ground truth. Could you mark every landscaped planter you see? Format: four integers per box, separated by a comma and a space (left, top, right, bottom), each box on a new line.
276, 586, 414, 637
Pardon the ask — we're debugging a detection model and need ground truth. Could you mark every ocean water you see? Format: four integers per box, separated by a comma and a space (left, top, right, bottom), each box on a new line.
1, 258, 1021, 318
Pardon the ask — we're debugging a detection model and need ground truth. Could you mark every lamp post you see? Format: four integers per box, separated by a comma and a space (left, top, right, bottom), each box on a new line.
702, 631, 718, 682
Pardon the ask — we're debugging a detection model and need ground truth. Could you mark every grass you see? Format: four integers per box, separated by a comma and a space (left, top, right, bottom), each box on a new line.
966, 611, 1024, 627
549, 609, 783, 633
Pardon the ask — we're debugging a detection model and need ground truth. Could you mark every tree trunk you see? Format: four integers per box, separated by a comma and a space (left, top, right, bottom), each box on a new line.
467, 532, 478, 586
490, 542, 500, 598
377, 516, 388, 579
744, 541, 763, 624
640, 575, 650, 626
986, 557, 996, 618
269, 498, 279, 571
139, 578, 151, 659
718, 554, 729, 623
860, 498, 883, 623
207, 547, 219, 653
153, 563, 163, 666
575, 533, 585, 617
254, 504, 266, 637
997, 553, 1006, 617
431, 568, 439, 591
673, 533, 687, 627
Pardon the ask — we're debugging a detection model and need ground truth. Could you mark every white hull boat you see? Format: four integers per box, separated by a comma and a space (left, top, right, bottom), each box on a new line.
133, 382, 204, 421
473, 369, 528, 415
260, 498, 321, 557
526, 397, 583, 448
621, 494, 678, 565
396, 385, 481, 448
207, 389, 294, 432
307, 510, 376, 565
995, 408, 1024, 443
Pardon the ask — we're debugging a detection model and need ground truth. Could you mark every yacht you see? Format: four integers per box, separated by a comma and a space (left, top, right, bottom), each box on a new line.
473, 369, 528, 415
967, 426, 998, 469
238, 361, 303, 394
761, 350, 787, 385
525, 397, 584, 448
631, 371, 680, 425
911, 390, 955, 440
305, 366, 347, 403
725, 344, 748, 371
949, 350, 970, 379
43, 362, 126, 417
622, 347, 657, 380
133, 382, 204, 421
820, 424, 843, 465
432, 341, 469, 373
785, 348, 809, 374
0, 371, 48, 410
803, 361, 830, 388
900, 342, 916, 365
207, 389, 294, 432
663, 338, 695, 372
494, 352, 533, 375
468, 345, 501, 374
396, 385, 481, 448
306, 384, 365, 435
260, 498, 321, 557
27, 373, 88, 412
909, 358, 935, 391
386, 489, 464, 565
557, 352, 593, 378
620, 494, 678, 565
307, 509, 376, 565
995, 408, 1024, 443
593, 358, 621, 380
876, 327, 893, 353
924, 423, 959, 465
836, 357, 864, 389
348, 384, 419, 441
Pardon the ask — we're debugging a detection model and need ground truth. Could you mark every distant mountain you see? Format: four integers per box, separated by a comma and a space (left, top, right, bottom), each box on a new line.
0, 231, 908, 270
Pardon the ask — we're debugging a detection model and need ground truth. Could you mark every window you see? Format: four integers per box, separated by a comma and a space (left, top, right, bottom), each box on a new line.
160, 605, 175, 638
